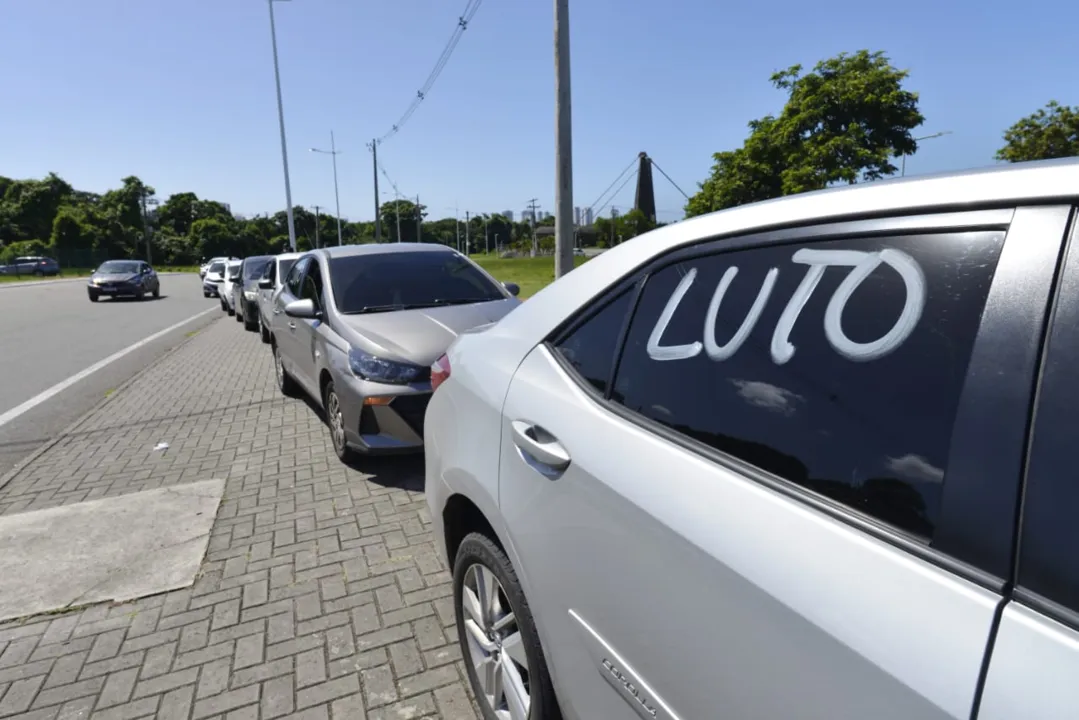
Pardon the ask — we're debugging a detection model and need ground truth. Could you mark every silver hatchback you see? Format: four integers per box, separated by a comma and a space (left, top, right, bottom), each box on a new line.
268, 243, 520, 461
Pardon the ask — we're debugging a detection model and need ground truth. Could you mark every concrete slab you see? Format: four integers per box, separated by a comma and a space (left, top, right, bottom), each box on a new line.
0, 479, 224, 621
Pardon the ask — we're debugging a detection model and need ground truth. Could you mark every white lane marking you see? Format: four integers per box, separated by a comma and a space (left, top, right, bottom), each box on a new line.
0, 307, 216, 430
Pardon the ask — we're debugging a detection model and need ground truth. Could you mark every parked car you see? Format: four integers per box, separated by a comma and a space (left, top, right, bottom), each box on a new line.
268, 243, 520, 461
220, 260, 242, 314
0, 256, 60, 277
202, 260, 226, 297
232, 255, 273, 331
87, 260, 159, 302
425, 158, 1079, 720
199, 256, 228, 280
255, 252, 303, 343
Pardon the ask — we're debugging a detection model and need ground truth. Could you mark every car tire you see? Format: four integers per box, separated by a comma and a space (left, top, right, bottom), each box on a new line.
235, 305, 243, 322
33, 269, 43, 277
153, 286, 160, 299
322, 381, 353, 463
88, 293, 99, 303
135, 289, 145, 301
203, 290, 210, 298
227, 303, 235, 316
273, 344, 298, 397
243, 306, 258, 332
259, 314, 271, 343
454, 533, 562, 720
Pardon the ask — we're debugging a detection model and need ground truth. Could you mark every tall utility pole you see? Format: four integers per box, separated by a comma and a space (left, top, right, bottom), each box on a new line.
312, 205, 322, 248
368, 140, 382, 242
140, 191, 157, 264
525, 198, 539, 256
455, 206, 460, 252
267, 0, 296, 251
415, 195, 421, 243
464, 211, 470, 255
553, 0, 575, 278
484, 215, 489, 254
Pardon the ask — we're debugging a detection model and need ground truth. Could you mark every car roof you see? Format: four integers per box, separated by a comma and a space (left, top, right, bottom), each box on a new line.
275, 252, 304, 262
314, 243, 457, 260
491, 157, 1079, 341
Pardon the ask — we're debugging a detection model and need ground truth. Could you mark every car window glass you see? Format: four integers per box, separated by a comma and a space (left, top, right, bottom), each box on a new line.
278, 259, 296, 285
552, 289, 634, 395
329, 251, 503, 313
209, 262, 225, 274
285, 258, 308, 296
610, 231, 1005, 541
300, 261, 324, 310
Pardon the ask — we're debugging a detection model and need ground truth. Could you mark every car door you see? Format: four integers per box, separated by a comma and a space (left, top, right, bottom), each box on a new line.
497, 208, 1062, 720
977, 212, 1079, 719
275, 257, 310, 380
291, 258, 326, 398
258, 261, 277, 324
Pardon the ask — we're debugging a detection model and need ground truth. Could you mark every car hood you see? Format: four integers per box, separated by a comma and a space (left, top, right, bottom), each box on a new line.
337, 298, 519, 366
92, 273, 138, 283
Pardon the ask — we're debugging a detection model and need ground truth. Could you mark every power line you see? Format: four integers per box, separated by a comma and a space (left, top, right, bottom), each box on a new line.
586, 155, 638, 216
376, 0, 483, 144
649, 158, 690, 200
595, 169, 638, 218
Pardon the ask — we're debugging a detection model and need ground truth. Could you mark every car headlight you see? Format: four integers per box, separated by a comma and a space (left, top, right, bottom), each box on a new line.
244, 290, 258, 300
347, 347, 423, 384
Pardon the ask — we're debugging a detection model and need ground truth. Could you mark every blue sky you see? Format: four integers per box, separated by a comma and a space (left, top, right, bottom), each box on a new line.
2, 0, 1076, 224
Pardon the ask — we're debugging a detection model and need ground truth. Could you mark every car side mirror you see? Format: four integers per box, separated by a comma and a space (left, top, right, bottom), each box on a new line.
284, 298, 321, 320
258, 278, 273, 290
503, 282, 520, 297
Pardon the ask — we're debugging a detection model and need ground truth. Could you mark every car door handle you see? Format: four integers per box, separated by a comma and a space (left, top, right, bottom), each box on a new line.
511, 421, 570, 472
273, 308, 282, 315
288, 321, 296, 329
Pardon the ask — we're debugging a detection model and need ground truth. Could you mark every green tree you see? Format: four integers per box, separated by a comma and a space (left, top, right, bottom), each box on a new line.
996, 101, 1079, 163
686, 50, 924, 217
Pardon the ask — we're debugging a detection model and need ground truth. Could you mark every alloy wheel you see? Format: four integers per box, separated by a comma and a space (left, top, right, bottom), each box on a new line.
461, 563, 531, 720
326, 390, 345, 452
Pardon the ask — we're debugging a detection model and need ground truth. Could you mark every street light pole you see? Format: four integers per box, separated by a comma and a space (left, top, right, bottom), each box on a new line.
902, 131, 953, 177
553, 0, 575, 278
267, 0, 296, 252
309, 131, 344, 245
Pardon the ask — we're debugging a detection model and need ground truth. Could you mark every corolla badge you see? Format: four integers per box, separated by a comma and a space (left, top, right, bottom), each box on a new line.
603, 658, 658, 718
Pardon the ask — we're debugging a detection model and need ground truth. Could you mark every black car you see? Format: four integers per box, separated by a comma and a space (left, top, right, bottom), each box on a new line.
233, 256, 273, 331
87, 260, 160, 302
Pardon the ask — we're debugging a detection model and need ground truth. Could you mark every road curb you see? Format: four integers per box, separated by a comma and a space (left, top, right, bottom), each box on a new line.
0, 315, 222, 493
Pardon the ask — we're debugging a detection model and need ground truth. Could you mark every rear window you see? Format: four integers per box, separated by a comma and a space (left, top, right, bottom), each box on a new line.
244, 258, 271, 279
329, 251, 504, 314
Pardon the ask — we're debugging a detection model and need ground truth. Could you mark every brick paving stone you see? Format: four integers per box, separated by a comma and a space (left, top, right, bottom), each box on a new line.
0, 318, 480, 718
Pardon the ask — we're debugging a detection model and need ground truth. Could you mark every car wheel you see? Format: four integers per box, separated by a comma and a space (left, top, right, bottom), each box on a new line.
153, 286, 160, 299
227, 303, 235, 316
135, 289, 145, 301
454, 533, 561, 720
322, 381, 353, 462
203, 290, 210, 298
33, 269, 43, 277
220, 299, 227, 312
273, 344, 298, 396
88, 293, 99, 303
244, 307, 258, 332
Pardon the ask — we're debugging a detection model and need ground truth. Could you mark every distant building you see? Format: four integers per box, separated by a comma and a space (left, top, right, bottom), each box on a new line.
502, 210, 514, 222
543, 211, 553, 221
584, 207, 594, 225
574, 206, 582, 226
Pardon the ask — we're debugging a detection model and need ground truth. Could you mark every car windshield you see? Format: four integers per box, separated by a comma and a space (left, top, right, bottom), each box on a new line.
244, 258, 270, 279
330, 251, 505, 314
97, 261, 140, 274
209, 262, 225, 274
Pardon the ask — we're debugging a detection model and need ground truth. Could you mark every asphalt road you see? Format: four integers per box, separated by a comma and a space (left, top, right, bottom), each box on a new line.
0, 273, 221, 475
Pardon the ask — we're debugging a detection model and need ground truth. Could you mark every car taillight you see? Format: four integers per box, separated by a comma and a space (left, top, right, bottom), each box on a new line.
431, 353, 451, 392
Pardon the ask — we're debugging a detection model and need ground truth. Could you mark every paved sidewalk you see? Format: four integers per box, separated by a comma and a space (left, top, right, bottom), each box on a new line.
0, 318, 477, 719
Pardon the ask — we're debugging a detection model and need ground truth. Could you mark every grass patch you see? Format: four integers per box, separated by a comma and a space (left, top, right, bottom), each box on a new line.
104, 388, 116, 398
185, 329, 200, 338
471, 253, 589, 299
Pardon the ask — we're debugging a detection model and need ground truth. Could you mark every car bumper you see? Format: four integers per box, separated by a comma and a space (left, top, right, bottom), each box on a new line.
335, 372, 432, 455
87, 283, 142, 296
203, 281, 221, 296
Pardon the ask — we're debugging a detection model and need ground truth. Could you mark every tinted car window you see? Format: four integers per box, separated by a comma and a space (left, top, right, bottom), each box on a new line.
330, 251, 503, 313
209, 261, 225, 274
244, 258, 271, 280
285, 257, 309, 296
610, 232, 1005, 541
1017, 244, 1079, 616
300, 260, 324, 311
552, 289, 633, 395
98, 261, 141, 274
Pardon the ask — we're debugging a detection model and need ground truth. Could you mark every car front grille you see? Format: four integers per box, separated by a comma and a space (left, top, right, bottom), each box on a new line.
391, 393, 431, 436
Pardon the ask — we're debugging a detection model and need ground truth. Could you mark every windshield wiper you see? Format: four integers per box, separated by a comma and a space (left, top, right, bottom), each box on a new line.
430, 297, 501, 306
345, 304, 406, 314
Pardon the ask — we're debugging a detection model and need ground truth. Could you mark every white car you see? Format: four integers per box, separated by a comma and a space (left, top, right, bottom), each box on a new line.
255, 252, 303, 343
202, 259, 227, 297
219, 259, 242, 314
200, 256, 228, 280
425, 158, 1079, 720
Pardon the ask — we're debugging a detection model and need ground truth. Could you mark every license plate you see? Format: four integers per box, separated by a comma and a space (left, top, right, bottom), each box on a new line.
99, 287, 115, 293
